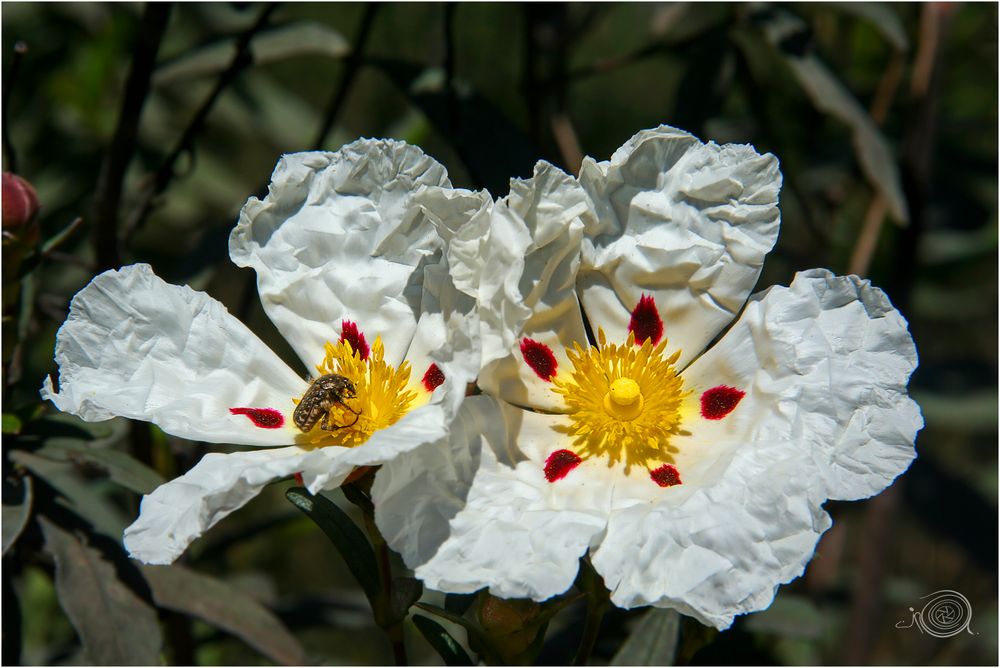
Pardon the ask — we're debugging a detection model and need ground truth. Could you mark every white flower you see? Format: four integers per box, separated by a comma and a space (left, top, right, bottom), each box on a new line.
41, 139, 480, 565
373, 126, 923, 630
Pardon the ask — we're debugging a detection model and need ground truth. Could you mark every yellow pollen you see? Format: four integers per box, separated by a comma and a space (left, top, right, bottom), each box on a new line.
293, 337, 418, 448
552, 329, 690, 473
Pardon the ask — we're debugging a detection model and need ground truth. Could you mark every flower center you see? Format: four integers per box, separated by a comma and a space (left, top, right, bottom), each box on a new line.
552, 330, 689, 473
295, 337, 417, 448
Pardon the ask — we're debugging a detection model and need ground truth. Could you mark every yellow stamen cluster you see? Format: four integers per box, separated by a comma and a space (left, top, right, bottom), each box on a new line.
552, 330, 689, 472
295, 337, 417, 447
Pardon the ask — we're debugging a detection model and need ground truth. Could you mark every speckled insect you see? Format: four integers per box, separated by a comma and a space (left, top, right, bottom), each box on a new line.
293, 374, 360, 432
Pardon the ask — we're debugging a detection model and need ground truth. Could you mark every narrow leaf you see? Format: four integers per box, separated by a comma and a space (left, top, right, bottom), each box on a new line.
10, 450, 126, 538
827, 3, 909, 51
155, 21, 349, 86
38, 440, 165, 495
610, 608, 681, 666
413, 614, 475, 666
142, 563, 305, 666
752, 8, 908, 225
39, 517, 162, 665
285, 487, 380, 605
2, 475, 33, 555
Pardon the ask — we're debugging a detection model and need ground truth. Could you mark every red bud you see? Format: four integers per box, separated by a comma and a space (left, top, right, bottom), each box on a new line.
2, 172, 39, 229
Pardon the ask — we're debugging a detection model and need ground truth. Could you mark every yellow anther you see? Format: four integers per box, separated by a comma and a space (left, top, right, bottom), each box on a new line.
609, 378, 641, 406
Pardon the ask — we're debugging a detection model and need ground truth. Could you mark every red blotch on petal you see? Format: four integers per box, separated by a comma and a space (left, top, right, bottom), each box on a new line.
700, 385, 745, 420
544, 449, 582, 482
229, 407, 284, 428
650, 464, 682, 487
628, 294, 664, 346
293, 472, 304, 486
520, 338, 558, 381
340, 320, 370, 360
422, 363, 445, 392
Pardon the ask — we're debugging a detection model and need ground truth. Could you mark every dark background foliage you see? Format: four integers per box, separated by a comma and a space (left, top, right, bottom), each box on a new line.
2, 2, 996, 665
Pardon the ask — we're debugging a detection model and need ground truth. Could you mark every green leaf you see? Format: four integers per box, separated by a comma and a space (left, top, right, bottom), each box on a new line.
754, 11, 908, 225
10, 450, 127, 538
141, 563, 306, 666
2, 413, 23, 434
826, 3, 909, 51
911, 389, 997, 433
37, 440, 165, 495
2, 475, 33, 555
610, 608, 681, 666
285, 487, 380, 605
154, 21, 349, 86
413, 614, 475, 666
39, 517, 163, 665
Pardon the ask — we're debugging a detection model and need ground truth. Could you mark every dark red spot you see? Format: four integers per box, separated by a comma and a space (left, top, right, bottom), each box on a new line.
628, 294, 664, 346
700, 385, 745, 420
422, 363, 445, 392
650, 464, 682, 487
229, 407, 284, 428
293, 472, 304, 486
340, 320, 370, 360
544, 449, 582, 482
520, 338, 558, 381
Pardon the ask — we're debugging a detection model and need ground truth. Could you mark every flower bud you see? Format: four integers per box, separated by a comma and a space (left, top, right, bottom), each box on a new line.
2, 172, 39, 229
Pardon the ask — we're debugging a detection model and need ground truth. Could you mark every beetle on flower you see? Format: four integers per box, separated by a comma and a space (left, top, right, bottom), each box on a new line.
41, 139, 479, 565
373, 125, 923, 630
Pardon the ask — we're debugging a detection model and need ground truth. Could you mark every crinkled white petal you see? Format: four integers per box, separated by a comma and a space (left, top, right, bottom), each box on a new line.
372, 395, 495, 571
124, 446, 332, 564
40, 264, 305, 446
681, 269, 922, 501
414, 186, 494, 299
229, 140, 451, 368
578, 125, 782, 368
592, 438, 832, 630
410, 398, 613, 600
475, 162, 592, 411
399, 258, 481, 399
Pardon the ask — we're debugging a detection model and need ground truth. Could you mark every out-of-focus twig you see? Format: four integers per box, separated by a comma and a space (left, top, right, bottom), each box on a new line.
842, 5, 954, 663
847, 191, 888, 276
870, 50, 905, 126
2, 41, 28, 174
124, 3, 278, 241
311, 4, 379, 151
551, 113, 584, 176
92, 3, 173, 272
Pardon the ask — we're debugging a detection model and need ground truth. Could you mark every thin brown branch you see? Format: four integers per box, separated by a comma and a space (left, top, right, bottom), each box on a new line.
124, 3, 278, 240
92, 3, 173, 271
847, 192, 887, 276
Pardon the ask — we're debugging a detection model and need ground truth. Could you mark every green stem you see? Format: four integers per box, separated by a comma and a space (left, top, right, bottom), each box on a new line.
344, 479, 409, 665
572, 595, 608, 666
572, 559, 610, 666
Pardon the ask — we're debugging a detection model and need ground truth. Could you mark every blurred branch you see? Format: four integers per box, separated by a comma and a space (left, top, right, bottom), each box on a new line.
311, 4, 379, 150
92, 3, 173, 272
842, 5, 955, 663
2, 41, 28, 174
124, 3, 278, 241
848, 45, 906, 277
